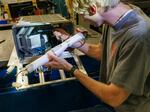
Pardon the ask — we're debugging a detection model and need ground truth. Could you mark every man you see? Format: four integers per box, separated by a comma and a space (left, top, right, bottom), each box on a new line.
45, 0, 150, 112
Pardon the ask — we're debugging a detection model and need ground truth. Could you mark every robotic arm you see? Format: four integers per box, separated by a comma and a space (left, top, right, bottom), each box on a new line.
12, 32, 85, 88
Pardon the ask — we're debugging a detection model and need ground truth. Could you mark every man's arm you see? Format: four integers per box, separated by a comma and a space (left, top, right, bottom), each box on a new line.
73, 69, 130, 107
53, 29, 102, 60
46, 46, 129, 107
76, 42, 103, 61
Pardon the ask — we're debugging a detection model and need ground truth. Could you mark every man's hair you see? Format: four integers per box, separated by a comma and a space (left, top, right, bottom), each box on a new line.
99, 0, 120, 8
66, 0, 120, 14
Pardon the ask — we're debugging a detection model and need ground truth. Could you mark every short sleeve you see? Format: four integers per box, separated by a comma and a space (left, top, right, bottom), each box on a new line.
100, 25, 111, 43
110, 39, 149, 95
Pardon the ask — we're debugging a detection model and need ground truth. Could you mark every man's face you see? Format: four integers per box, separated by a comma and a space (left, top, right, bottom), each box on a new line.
73, 0, 104, 27
82, 5, 104, 27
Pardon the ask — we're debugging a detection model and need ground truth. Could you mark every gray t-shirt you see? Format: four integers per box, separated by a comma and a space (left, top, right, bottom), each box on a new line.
100, 5, 150, 112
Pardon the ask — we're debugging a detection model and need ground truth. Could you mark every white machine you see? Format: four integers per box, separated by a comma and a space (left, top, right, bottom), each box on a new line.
12, 32, 85, 87
6, 21, 88, 90
10, 24, 87, 90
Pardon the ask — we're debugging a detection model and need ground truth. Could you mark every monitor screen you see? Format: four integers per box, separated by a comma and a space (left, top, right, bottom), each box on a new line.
8, 1, 33, 18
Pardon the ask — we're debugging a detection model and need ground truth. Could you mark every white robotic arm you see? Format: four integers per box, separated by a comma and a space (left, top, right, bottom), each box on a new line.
12, 33, 85, 88
24, 32, 84, 73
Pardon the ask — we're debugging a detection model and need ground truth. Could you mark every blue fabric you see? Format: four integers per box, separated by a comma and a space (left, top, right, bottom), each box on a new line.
69, 104, 115, 112
113, 11, 139, 31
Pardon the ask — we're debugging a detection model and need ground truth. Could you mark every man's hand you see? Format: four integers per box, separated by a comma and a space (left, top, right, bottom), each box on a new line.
45, 51, 73, 71
53, 28, 70, 41
53, 28, 87, 48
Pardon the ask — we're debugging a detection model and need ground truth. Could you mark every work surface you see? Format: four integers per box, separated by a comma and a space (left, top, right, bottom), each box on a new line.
0, 30, 14, 62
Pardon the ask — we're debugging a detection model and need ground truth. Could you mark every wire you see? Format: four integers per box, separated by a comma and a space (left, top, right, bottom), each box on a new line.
76, 39, 86, 48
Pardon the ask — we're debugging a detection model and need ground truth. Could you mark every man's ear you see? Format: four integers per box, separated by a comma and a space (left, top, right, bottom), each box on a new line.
89, 5, 97, 15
